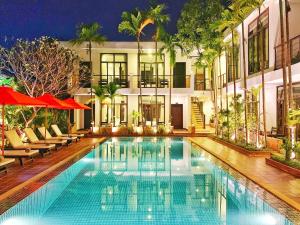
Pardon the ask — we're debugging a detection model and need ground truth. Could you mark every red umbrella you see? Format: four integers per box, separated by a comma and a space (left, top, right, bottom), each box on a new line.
63, 98, 91, 110
63, 98, 91, 134
0, 86, 47, 156
36, 93, 73, 109
36, 93, 74, 139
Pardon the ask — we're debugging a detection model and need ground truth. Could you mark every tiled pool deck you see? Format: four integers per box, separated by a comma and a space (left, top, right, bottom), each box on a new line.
189, 137, 300, 213
0, 137, 106, 213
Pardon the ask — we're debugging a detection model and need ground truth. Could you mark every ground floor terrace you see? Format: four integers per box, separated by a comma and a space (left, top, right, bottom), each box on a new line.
73, 91, 214, 132
0, 136, 300, 224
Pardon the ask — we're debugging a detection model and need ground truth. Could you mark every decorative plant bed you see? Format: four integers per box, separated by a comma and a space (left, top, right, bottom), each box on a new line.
210, 136, 272, 157
266, 158, 300, 178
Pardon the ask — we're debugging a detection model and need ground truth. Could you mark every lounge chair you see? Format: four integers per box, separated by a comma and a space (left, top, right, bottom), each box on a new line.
51, 124, 83, 139
5, 130, 55, 156
4, 149, 39, 166
0, 158, 15, 173
37, 127, 77, 143
24, 128, 68, 147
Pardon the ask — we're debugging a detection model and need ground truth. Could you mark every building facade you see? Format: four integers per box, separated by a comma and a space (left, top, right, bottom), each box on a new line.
213, 0, 300, 134
62, 41, 214, 130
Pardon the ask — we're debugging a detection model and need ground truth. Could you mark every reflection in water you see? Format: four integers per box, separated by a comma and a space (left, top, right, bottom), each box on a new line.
0, 137, 294, 225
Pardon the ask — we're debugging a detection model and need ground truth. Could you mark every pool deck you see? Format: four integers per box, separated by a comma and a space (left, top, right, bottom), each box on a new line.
0, 137, 106, 213
189, 137, 300, 212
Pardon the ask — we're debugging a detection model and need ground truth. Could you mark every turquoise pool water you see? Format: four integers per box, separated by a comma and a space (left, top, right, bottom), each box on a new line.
0, 137, 295, 225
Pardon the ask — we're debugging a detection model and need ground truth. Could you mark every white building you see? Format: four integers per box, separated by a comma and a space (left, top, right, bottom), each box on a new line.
213, 0, 300, 135
62, 41, 214, 131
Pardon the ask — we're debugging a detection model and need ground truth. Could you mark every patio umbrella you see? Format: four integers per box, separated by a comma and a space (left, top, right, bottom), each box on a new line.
63, 98, 91, 134
36, 93, 73, 139
0, 86, 46, 156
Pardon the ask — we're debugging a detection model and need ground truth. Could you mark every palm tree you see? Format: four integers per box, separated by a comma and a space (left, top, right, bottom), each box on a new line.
213, 10, 239, 142
106, 82, 120, 126
285, 0, 293, 109
229, 0, 255, 143
71, 22, 106, 130
118, 9, 153, 126
279, 0, 289, 136
92, 85, 107, 127
147, 4, 170, 125
159, 33, 183, 125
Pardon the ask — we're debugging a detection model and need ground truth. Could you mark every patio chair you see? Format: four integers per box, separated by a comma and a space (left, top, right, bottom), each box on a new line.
3, 149, 39, 166
24, 128, 68, 147
5, 130, 55, 157
37, 127, 77, 143
0, 158, 15, 173
51, 124, 83, 139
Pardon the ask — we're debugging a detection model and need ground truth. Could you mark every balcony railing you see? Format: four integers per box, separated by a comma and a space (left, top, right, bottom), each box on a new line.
130, 75, 191, 88
275, 34, 300, 70
87, 75, 191, 89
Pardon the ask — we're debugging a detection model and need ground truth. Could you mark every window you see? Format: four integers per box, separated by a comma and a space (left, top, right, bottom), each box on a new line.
138, 95, 165, 124
248, 9, 269, 75
100, 95, 128, 126
226, 45, 240, 83
79, 61, 92, 88
194, 67, 211, 90
100, 53, 128, 87
140, 54, 165, 88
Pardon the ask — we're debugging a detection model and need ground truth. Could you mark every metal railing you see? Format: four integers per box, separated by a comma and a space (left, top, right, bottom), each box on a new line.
275, 34, 300, 70
80, 74, 191, 89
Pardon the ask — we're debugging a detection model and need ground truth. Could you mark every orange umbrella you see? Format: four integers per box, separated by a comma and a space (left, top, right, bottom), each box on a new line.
0, 86, 46, 155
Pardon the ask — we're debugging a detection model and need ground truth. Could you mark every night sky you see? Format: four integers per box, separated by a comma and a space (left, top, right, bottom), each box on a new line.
0, 0, 187, 46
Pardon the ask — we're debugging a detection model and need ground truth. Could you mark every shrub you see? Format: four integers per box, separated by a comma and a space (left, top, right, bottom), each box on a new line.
271, 153, 300, 170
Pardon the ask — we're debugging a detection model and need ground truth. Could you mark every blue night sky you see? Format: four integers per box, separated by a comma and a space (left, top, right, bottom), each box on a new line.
0, 0, 187, 46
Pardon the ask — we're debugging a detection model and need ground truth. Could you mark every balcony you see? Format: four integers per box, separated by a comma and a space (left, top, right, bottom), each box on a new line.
275, 35, 300, 70
130, 75, 191, 88
83, 75, 191, 89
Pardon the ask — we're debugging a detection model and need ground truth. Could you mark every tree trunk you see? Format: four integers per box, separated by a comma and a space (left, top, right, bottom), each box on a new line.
137, 37, 143, 126
169, 64, 172, 124
89, 41, 94, 131
285, 0, 293, 109
225, 51, 229, 140
99, 101, 102, 128
155, 38, 158, 126
231, 30, 237, 142
279, 0, 289, 136
259, 6, 267, 147
213, 63, 218, 136
242, 22, 248, 144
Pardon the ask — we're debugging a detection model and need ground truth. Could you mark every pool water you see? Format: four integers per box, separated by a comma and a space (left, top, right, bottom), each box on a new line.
0, 137, 295, 225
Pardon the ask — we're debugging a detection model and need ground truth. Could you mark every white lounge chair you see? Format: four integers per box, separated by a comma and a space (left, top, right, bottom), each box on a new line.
37, 127, 77, 143
5, 130, 55, 156
0, 158, 15, 173
51, 124, 83, 140
4, 149, 39, 166
24, 128, 68, 146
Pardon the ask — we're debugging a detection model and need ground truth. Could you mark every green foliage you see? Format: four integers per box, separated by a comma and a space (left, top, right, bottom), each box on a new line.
118, 9, 147, 39
287, 109, 300, 126
159, 33, 184, 67
131, 110, 141, 126
281, 137, 293, 161
271, 153, 300, 170
106, 82, 120, 100
71, 22, 106, 45
177, 0, 223, 53
0, 77, 14, 86
92, 85, 107, 103
147, 4, 170, 41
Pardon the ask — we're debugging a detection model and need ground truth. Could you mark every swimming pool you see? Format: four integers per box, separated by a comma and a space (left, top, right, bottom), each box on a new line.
0, 137, 297, 225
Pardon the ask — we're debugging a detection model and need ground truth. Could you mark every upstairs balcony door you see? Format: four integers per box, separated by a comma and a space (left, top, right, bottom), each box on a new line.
173, 63, 186, 88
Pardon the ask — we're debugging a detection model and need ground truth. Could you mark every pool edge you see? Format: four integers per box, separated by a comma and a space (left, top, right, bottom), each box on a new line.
187, 137, 300, 213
